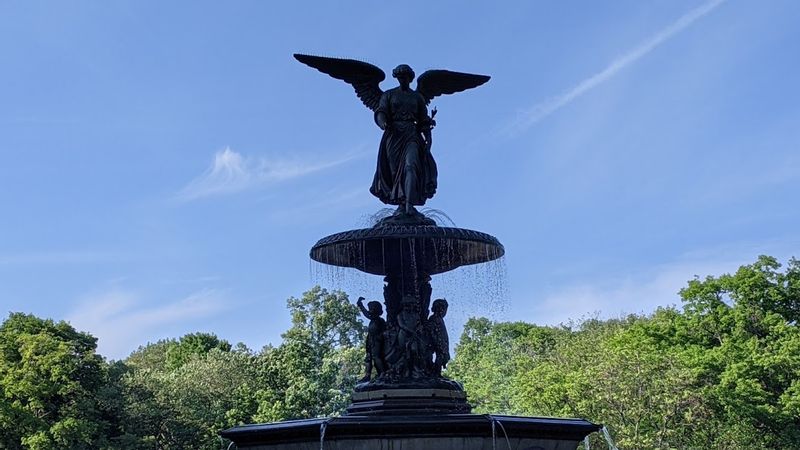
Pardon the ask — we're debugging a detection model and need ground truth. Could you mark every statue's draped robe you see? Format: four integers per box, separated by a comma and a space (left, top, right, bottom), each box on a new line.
370, 87, 438, 206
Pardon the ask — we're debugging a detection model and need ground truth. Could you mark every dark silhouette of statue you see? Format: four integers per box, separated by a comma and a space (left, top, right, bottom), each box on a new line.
357, 296, 386, 382
294, 54, 489, 221
426, 298, 450, 376
396, 295, 425, 377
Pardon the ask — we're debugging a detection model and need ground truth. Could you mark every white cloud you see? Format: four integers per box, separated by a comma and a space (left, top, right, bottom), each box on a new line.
176, 147, 363, 201
506, 0, 726, 133
66, 288, 227, 359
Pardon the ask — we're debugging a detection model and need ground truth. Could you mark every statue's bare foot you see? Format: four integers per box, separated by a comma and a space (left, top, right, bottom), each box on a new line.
374, 205, 436, 228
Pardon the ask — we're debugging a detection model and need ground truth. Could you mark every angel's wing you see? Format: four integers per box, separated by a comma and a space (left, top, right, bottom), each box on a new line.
416, 70, 490, 105
293, 54, 385, 111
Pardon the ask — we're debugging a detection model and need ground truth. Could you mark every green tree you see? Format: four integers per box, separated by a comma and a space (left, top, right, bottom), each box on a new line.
254, 286, 365, 422
512, 313, 708, 449
676, 255, 800, 448
114, 287, 366, 448
165, 333, 232, 371
450, 255, 800, 449
446, 318, 565, 413
117, 334, 255, 449
0, 313, 111, 450
118, 347, 259, 450
124, 339, 175, 372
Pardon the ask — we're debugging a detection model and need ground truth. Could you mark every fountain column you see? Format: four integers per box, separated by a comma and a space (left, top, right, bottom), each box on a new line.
220, 52, 602, 449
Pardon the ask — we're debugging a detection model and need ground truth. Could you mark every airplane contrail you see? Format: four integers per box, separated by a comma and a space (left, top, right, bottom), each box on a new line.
507, 0, 726, 133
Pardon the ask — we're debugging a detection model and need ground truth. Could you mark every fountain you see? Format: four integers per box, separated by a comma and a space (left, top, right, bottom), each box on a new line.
221, 54, 600, 449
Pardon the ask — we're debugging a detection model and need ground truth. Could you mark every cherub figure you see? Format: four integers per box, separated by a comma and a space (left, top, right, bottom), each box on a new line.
426, 298, 450, 377
357, 296, 386, 382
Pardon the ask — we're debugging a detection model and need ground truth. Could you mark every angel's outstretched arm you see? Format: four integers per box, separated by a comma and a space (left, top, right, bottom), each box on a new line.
374, 92, 390, 130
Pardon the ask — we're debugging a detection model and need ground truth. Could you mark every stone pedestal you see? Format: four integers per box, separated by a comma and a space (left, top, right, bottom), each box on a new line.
347, 388, 470, 415
221, 414, 600, 450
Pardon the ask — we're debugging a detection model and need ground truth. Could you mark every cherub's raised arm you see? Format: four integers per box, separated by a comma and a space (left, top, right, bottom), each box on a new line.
356, 297, 370, 318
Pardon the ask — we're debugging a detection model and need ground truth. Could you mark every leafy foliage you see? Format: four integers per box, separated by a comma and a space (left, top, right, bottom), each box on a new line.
253, 286, 365, 422
0, 313, 110, 450
449, 255, 800, 449
2, 257, 798, 449
115, 286, 364, 449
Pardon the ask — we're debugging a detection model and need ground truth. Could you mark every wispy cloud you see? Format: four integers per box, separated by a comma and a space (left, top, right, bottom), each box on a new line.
0, 251, 118, 266
526, 240, 798, 326
695, 155, 800, 205
176, 147, 365, 201
160, 275, 222, 285
506, 0, 726, 133
530, 259, 734, 326
266, 186, 371, 223
66, 288, 228, 359
534, 262, 724, 325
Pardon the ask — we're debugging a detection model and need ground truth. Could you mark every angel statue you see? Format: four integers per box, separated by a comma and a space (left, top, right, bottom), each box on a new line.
294, 54, 490, 223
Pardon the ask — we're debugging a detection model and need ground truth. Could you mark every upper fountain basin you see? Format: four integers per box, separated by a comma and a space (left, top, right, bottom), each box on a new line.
310, 225, 504, 276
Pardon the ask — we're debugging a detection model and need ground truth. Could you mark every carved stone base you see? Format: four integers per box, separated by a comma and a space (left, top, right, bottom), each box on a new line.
346, 391, 472, 415
354, 376, 465, 393
348, 377, 471, 415
373, 209, 437, 228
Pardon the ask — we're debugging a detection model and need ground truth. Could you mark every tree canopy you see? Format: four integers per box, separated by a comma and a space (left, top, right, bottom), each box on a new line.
0, 313, 110, 449
1, 257, 798, 449
449, 255, 800, 449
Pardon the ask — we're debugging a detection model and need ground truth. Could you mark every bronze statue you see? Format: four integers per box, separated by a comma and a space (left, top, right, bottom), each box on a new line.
356, 296, 386, 382
396, 294, 425, 378
294, 54, 490, 220
425, 298, 450, 377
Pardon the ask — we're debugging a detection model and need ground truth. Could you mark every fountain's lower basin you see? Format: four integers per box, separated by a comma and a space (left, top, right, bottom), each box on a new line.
310, 225, 504, 275
221, 414, 600, 450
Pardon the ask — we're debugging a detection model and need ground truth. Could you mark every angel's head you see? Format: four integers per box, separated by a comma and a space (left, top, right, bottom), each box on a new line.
392, 64, 415, 86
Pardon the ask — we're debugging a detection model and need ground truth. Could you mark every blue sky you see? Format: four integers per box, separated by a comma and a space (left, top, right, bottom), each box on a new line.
1, 0, 798, 359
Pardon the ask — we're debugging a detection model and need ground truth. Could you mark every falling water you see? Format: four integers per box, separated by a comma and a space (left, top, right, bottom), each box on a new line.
311, 209, 509, 330
360, 208, 396, 227
319, 420, 328, 450
488, 416, 512, 450
359, 207, 457, 227
420, 208, 457, 227
310, 259, 377, 300
491, 417, 496, 450
408, 237, 418, 296
431, 256, 509, 346
313, 257, 508, 340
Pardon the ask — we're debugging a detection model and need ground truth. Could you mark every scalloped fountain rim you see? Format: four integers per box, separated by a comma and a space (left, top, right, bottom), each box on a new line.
310, 225, 505, 276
